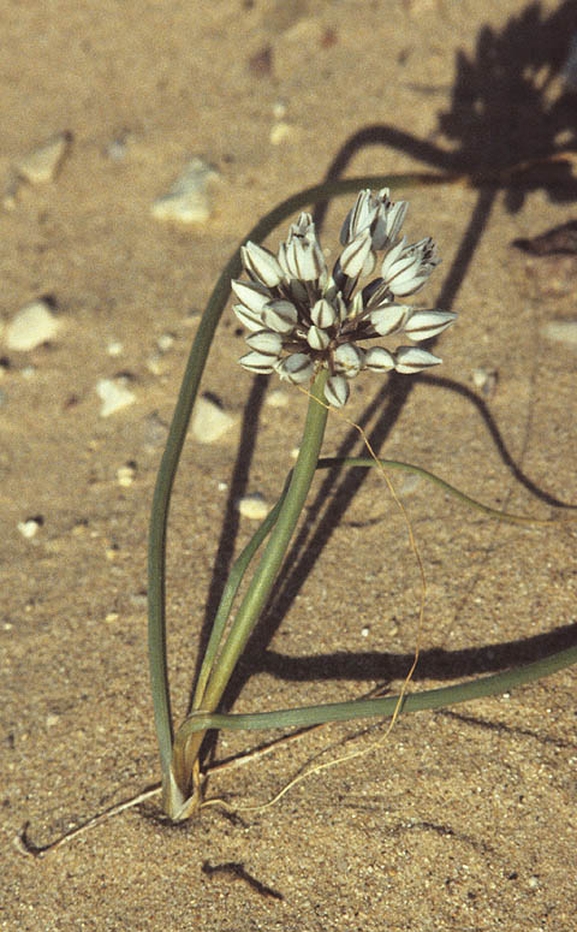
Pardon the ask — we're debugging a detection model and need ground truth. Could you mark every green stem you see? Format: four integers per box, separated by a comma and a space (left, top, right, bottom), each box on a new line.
171, 369, 330, 797
192, 480, 289, 709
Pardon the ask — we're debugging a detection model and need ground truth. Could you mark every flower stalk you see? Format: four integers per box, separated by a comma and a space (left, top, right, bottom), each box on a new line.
168, 369, 330, 816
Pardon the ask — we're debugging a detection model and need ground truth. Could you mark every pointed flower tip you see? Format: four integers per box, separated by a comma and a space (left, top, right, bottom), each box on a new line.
241, 241, 284, 287
394, 346, 443, 374
404, 309, 457, 342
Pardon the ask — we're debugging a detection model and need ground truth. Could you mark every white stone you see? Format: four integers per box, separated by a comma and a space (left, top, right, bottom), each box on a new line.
541, 320, 577, 347
472, 366, 498, 398
265, 388, 289, 408
270, 121, 293, 145
18, 517, 43, 539
96, 377, 136, 417
237, 493, 269, 521
400, 473, 422, 495
5, 299, 61, 351
106, 340, 124, 357
191, 395, 235, 443
151, 157, 220, 224
14, 131, 72, 184
117, 463, 137, 487
156, 332, 175, 353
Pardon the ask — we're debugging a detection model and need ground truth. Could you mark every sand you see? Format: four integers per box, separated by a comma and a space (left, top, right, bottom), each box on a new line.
2, 1, 576, 929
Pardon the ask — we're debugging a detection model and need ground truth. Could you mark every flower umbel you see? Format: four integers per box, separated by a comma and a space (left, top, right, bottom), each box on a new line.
232, 188, 456, 407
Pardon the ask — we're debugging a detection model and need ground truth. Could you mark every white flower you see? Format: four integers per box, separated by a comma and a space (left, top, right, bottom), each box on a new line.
232, 190, 456, 407
380, 236, 440, 297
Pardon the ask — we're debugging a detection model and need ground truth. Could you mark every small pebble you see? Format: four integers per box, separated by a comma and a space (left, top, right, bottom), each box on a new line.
151, 157, 220, 225
472, 366, 499, 398
146, 332, 175, 373
541, 320, 577, 347
156, 332, 175, 353
144, 412, 169, 449
117, 462, 137, 487
272, 100, 287, 120
18, 516, 43, 539
14, 131, 72, 184
270, 121, 294, 145
96, 377, 136, 417
237, 493, 269, 520
191, 394, 235, 443
5, 299, 61, 351
106, 340, 124, 357
400, 473, 422, 495
265, 388, 289, 408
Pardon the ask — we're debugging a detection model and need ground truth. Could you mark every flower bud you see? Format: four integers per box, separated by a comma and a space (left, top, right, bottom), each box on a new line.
369, 303, 410, 336
241, 242, 285, 287
311, 298, 337, 329
275, 353, 315, 384
262, 300, 298, 334
394, 346, 442, 373
307, 326, 331, 350
245, 330, 283, 355
404, 309, 457, 341
324, 374, 350, 408
239, 350, 277, 374
334, 342, 364, 378
364, 346, 395, 372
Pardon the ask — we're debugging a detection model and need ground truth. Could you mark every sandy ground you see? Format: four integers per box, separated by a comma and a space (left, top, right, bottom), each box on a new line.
2, 1, 576, 929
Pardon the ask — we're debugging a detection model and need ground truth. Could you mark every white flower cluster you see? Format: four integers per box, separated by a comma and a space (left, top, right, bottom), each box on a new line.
232, 188, 456, 407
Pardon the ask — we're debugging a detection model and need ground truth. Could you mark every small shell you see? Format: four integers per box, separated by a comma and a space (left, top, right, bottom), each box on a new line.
151, 157, 220, 225
14, 131, 72, 184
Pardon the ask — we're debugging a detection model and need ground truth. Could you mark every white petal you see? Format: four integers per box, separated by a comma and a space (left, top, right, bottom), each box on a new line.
349, 291, 364, 319
307, 325, 331, 350
262, 300, 299, 334
245, 330, 283, 355
373, 198, 408, 250
369, 303, 410, 336
339, 229, 374, 279
324, 375, 350, 408
233, 303, 266, 332
241, 242, 284, 287
394, 346, 442, 373
275, 353, 314, 384
340, 190, 375, 245
311, 298, 337, 329
404, 309, 457, 341
231, 279, 271, 313
239, 351, 277, 374
279, 223, 327, 282
364, 346, 395, 372
334, 342, 364, 378
381, 236, 439, 297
